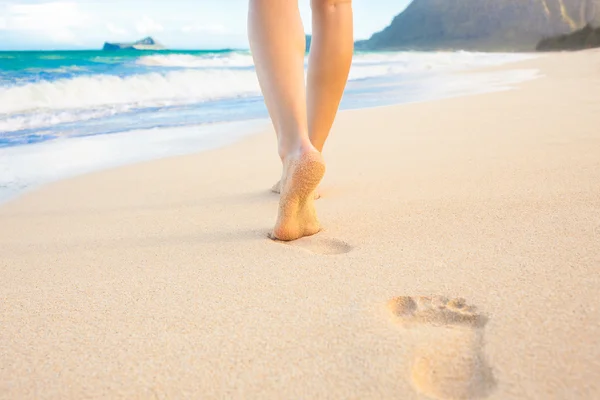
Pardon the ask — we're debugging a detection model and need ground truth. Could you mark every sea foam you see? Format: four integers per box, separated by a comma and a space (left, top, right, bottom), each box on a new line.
0, 69, 261, 115
137, 53, 255, 68
0, 51, 539, 135
1, 52, 537, 116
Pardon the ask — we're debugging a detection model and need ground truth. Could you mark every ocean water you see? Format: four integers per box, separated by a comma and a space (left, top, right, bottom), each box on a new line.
0, 49, 539, 203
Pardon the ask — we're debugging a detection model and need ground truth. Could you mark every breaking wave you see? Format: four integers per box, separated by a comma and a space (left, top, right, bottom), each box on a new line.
0, 69, 261, 115
0, 51, 538, 133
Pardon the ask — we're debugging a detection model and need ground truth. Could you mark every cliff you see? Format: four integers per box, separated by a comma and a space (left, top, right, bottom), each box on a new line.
103, 37, 166, 51
358, 0, 600, 51
537, 23, 600, 49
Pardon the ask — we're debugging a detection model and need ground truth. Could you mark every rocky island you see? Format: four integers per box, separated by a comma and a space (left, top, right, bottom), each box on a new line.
102, 37, 166, 51
357, 0, 600, 51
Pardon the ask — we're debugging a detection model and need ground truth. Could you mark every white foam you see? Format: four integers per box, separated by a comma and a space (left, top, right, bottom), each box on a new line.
23, 65, 88, 74
0, 66, 542, 205
0, 51, 540, 134
0, 119, 269, 204
0, 108, 123, 133
0, 69, 261, 115
2, 52, 537, 116
137, 51, 538, 79
348, 51, 538, 80
415, 69, 542, 101
137, 53, 255, 68
352, 51, 536, 67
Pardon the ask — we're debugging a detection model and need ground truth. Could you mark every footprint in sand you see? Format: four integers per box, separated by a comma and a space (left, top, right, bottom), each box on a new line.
388, 296, 495, 400
274, 236, 353, 255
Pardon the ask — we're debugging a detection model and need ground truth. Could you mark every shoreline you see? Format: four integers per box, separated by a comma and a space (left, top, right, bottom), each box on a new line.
0, 118, 270, 206
1, 50, 599, 398
0, 54, 541, 207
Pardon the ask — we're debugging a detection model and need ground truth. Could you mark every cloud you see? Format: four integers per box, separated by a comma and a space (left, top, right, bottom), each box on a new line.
135, 15, 164, 35
0, 1, 89, 43
0, 0, 258, 49
181, 23, 227, 35
106, 23, 129, 37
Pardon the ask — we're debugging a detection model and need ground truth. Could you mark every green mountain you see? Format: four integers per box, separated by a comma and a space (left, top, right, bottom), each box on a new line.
537, 23, 600, 49
358, 0, 600, 51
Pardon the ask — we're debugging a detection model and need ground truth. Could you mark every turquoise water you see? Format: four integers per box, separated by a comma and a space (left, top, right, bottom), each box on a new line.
0, 49, 260, 146
0, 49, 234, 70
0, 49, 539, 203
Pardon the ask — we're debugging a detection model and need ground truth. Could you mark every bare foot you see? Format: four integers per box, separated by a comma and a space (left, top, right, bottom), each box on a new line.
269, 150, 325, 241
271, 179, 321, 200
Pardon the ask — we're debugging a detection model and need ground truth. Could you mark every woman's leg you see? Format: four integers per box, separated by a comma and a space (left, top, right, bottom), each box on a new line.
270, 0, 354, 196
249, 0, 325, 241
307, 0, 353, 152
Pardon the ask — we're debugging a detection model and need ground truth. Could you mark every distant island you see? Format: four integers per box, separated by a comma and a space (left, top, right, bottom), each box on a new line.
103, 37, 166, 51
537, 23, 600, 50
357, 0, 600, 51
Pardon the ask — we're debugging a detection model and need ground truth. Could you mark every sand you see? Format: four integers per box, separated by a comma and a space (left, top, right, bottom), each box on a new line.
1, 50, 599, 399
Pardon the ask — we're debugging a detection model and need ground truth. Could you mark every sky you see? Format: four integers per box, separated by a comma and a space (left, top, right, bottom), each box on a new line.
0, 0, 411, 50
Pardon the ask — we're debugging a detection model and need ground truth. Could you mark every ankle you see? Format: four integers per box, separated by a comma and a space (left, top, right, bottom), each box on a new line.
278, 137, 315, 161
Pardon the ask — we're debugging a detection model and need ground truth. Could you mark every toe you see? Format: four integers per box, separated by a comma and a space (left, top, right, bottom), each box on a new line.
416, 296, 433, 310
388, 296, 417, 317
432, 296, 450, 309
448, 298, 467, 310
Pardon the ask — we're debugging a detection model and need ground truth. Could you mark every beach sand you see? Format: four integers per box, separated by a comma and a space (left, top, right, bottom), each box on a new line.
1, 50, 599, 399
